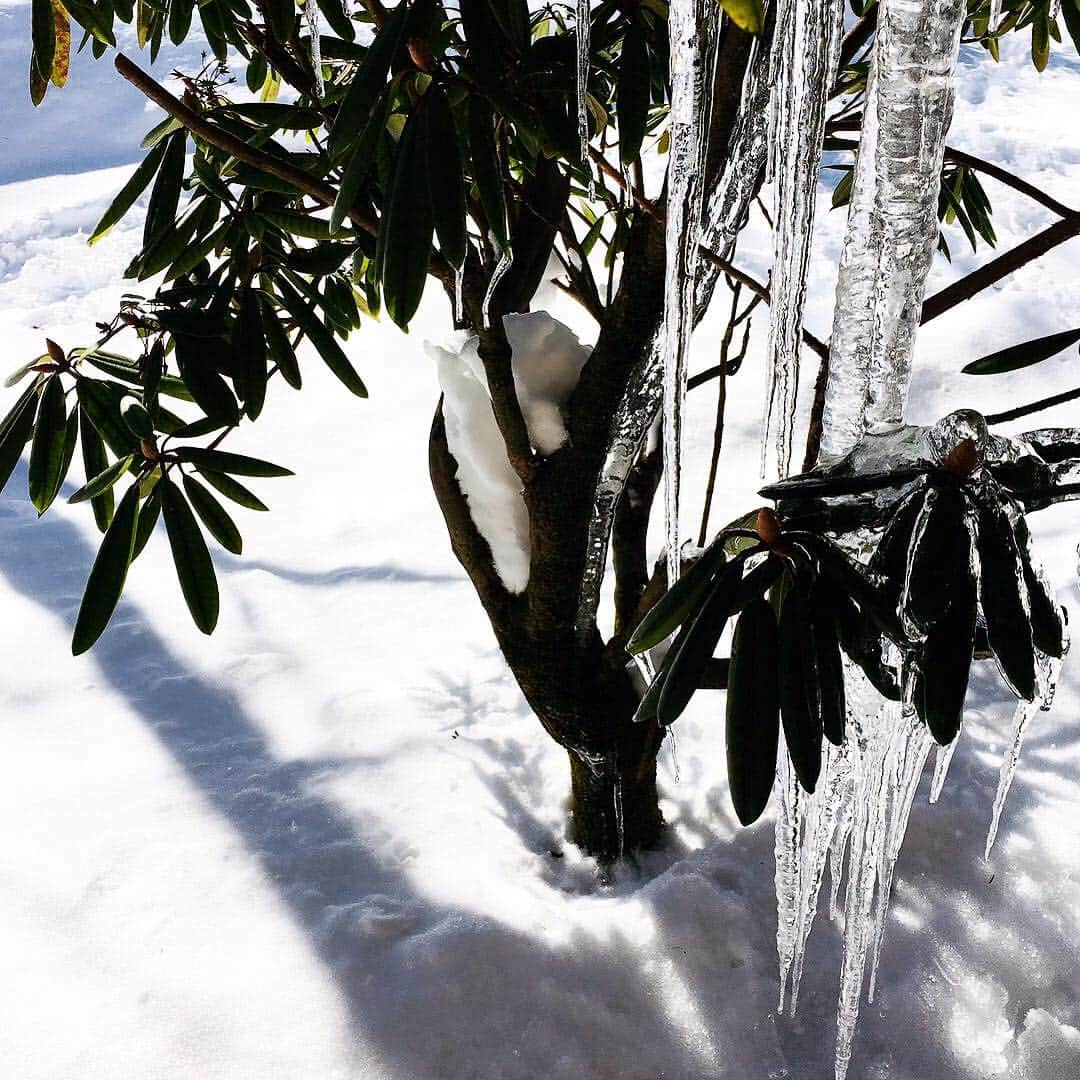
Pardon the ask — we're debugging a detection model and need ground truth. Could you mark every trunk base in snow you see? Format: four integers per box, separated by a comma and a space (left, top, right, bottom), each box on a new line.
568, 732, 664, 861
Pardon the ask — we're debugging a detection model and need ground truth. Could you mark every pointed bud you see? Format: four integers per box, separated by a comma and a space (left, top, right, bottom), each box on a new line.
756, 507, 781, 546
45, 338, 65, 364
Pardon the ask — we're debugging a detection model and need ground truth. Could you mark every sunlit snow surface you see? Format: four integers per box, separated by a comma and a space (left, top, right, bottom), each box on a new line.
0, 24, 1079, 1080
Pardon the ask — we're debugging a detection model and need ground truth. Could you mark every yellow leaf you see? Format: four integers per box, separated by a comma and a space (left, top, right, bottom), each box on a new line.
51, 2, 70, 88
719, 0, 763, 34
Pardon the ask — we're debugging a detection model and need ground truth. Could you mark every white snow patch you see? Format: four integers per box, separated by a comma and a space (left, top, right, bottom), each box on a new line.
428, 311, 590, 592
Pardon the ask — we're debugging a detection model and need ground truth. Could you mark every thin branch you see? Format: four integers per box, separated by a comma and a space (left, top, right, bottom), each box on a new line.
476, 325, 535, 482
944, 145, 1077, 220
921, 215, 1080, 324
986, 385, 1080, 426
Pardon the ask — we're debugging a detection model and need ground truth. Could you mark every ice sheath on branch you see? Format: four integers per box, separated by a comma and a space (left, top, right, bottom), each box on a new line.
820, 0, 966, 463
761, 0, 844, 480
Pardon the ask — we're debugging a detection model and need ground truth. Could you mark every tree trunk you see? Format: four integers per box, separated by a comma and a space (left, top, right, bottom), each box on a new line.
568, 718, 664, 858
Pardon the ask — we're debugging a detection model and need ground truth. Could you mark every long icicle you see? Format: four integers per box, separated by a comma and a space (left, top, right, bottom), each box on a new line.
575, 38, 770, 638
576, 0, 593, 196
761, 0, 845, 479
661, 0, 717, 585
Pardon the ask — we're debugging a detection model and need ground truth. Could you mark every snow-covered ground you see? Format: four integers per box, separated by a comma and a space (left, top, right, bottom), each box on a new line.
1, 21, 1079, 1080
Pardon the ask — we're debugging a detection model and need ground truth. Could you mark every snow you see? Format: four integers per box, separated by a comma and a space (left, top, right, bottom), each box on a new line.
429, 312, 591, 592
0, 24, 1078, 1080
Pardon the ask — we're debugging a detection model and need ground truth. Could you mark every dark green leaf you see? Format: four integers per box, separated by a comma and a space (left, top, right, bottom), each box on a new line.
617, 22, 649, 164
628, 540, 729, 653
426, 86, 468, 270
32, 0, 56, 81
160, 477, 219, 634
143, 131, 187, 247
379, 105, 434, 329
276, 279, 367, 395
962, 326, 1080, 375
122, 398, 154, 439
1012, 513, 1067, 659
259, 293, 302, 389
197, 468, 269, 511
328, 0, 409, 158
174, 333, 241, 426
132, 484, 161, 559
777, 579, 822, 793
0, 380, 43, 495
183, 473, 242, 554
72, 483, 140, 654
726, 598, 780, 826
235, 288, 269, 420
467, 96, 509, 251
68, 453, 134, 504
79, 408, 114, 531
90, 138, 169, 245
173, 447, 294, 477
28, 376, 69, 514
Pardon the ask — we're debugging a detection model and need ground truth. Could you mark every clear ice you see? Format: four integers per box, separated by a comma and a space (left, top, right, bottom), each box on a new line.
575, 27, 769, 636
820, 0, 965, 462
306, 1, 324, 98
661, 0, 717, 584
761, 0, 844, 479
576, 0, 593, 196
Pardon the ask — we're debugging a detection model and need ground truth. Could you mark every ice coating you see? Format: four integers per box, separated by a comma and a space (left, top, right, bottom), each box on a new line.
761, 0, 845, 479
306, 1, 325, 98
575, 25, 766, 635
986, 651, 1067, 859
576, 0, 592, 197
662, 0, 717, 584
928, 737, 958, 803
482, 244, 514, 329
821, 0, 966, 461
988, 0, 1003, 27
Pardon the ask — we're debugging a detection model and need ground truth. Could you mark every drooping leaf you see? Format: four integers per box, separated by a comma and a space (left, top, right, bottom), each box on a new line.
89, 138, 170, 245
174, 333, 241, 426
0, 380, 43, 494
160, 477, 220, 634
51, 2, 70, 88
78, 407, 114, 531
235, 288, 269, 420
197, 468, 269, 511
28, 376, 69, 514
143, 131, 187, 247
77, 378, 140, 457
32, 0, 56, 82
1012, 513, 1067, 659
276, 279, 367, 395
379, 104, 434, 329
132, 484, 161, 559
617, 21, 650, 164
259, 293, 302, 390
72, 483, 140, 654
628, 540, 729, 653
467, 96, 509, 251
426, 86, 468, 270
183, 473, 243, 554
777, 579, 822, 793
330, 87, 390, 235
976, 500, 1039, 702
726, 598, 780, 826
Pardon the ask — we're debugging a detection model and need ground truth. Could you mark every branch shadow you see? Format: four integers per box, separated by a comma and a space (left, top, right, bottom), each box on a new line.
0, 464, 727, 1080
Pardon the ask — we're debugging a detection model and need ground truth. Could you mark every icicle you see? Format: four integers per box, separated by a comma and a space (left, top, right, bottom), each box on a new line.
668, 726, 681, 783
761, 0, 845, 479
774, 743, 803, 1013
306, 1, 325, 99
985, 651, 1065, 858
481, 245, 514, 329
661, 0, 717, 584
928, 737, 958, 804
1049, 0, 1062, 21
789, 742, 854, 1010
821, 0, 965, 461
453, 266, 464, 325
576, 0, 594, 199
574, 32, 763, 638
988, 0, 1003, 28
867, 707, 933, 1002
